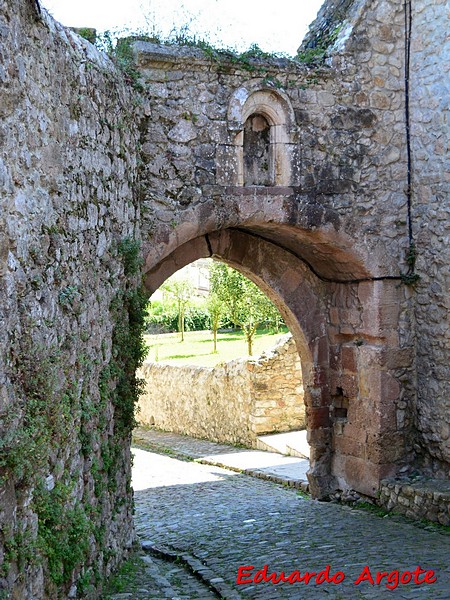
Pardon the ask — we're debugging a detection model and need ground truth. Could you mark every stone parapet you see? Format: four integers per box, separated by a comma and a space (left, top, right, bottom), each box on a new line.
379, 478, 450, 527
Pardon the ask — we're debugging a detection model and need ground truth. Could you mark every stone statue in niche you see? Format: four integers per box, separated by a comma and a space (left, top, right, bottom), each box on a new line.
243, 113, 272, 186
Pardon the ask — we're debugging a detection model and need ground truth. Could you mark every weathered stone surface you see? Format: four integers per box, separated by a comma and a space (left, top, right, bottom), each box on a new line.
0, 1, 141, 598
379, 477, 450, 527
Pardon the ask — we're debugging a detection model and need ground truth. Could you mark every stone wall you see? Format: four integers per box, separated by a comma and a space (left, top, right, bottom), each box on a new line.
379, 478, 450, 527
248, 334, 305, 435
136, 33, 411, 279
0, 1, 143, 597
409, 0, 450, 478
137, 335, 305, 446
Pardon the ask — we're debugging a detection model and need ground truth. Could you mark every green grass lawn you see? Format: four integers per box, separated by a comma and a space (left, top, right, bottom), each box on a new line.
143, 328, 289, 367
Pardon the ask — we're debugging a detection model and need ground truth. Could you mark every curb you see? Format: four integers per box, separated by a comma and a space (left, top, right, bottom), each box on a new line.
194, 457, 310, 494
141, 540, 241, 600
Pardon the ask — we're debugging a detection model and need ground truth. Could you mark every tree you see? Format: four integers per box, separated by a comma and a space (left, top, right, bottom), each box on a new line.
234, 278, 277, 355
210, 262, 281, 355
264, 297, 285, 333
146, 298, 178, 333
209, 261, 244, 329
206, 293, 224, 353
160, 277, 194, 341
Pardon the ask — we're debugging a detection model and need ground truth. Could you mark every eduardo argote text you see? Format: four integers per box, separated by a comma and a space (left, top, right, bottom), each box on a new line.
236, 564, 437, 590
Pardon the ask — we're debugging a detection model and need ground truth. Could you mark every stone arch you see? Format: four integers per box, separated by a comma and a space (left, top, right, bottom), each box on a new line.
227, 86, 297, 186
145, 228, 339, 498
143, 210, 410, 500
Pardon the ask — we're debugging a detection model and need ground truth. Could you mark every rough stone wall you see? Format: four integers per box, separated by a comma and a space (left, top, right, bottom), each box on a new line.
136, 35, 411, 280
379, 477, 450, 527
247, 334, 305, 435
301, 0, 449, 482
0, 1, 142, 597
137, 335, 305, 446
409, 0, 450, 477
138, 360, 254, 446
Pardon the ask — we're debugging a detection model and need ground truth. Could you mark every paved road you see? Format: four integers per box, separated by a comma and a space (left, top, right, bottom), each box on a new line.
123, 446, 450, 600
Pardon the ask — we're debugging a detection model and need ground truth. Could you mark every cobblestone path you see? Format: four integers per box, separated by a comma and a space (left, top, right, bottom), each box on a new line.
129, 447, 450, 600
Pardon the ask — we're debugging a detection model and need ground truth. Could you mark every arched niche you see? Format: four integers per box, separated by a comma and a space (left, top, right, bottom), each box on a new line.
227, 87, 296, 187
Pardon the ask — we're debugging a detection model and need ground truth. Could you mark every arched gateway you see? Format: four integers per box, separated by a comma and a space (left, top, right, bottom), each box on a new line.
136, 41, 414, 499
3, 0, 449, 595
142, 195, 408, 499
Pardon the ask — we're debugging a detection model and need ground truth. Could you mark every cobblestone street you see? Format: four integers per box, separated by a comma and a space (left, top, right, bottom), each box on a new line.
108, 440, 450, 600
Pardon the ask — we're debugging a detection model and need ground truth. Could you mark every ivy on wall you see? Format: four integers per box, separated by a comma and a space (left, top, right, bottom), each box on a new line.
0, 237, 148, 596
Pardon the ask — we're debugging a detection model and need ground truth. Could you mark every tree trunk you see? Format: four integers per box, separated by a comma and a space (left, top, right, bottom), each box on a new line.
247, 332, 252, 356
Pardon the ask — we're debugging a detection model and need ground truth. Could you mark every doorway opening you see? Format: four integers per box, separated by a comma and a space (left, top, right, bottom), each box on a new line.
139, 258, 309, 458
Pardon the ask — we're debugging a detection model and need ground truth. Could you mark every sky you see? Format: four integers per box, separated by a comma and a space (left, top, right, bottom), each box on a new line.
39, 0, 324, 56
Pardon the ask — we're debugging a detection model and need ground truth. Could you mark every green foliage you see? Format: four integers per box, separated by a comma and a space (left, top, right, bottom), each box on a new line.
297, 46, 327, 65
206, 293, 225, 353
181, 111, 198, 123
96, 23, 294, 90
197, 42, 291, 75
354, 501, 390, 518
58, 285, 80, 307
76, 28, 97, 45
147, 296, 211, 334
262, 75, 283, 89
210, 262, 283, 355
0, 349, 73, 484
33, 480, 92, 586
118, 237, 143, 276
185, 301, 210, 331
400, 242, 420, 285
146, 298, 179, 333
0, 526, 38, 578
400, 271, 420, 286
144, 328, 288, 366
234, 280, 279, 355
96, 32, 147, 90
297, 24, 343, 65
106, 238, 148, 434
210, 262, 245, 328
160, 277, 195, 341
405, 242, 417, 268
103, 551, 145, 598
109, 287, 148, 433
0, 237, 147, 588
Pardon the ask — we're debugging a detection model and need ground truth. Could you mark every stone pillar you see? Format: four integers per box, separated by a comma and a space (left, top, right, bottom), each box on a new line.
327, 280, 413, 497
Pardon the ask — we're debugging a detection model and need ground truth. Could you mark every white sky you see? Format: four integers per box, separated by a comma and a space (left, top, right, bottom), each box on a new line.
40, 0, 324, 56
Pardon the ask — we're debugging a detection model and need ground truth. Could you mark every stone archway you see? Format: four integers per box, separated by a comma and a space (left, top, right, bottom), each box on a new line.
143, 220, 409, 500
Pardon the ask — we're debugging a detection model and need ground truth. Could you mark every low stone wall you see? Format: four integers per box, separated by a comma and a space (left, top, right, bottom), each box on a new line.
137, 334, 305, 446
379, 478, 450, 526
247, 334, 305, 435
